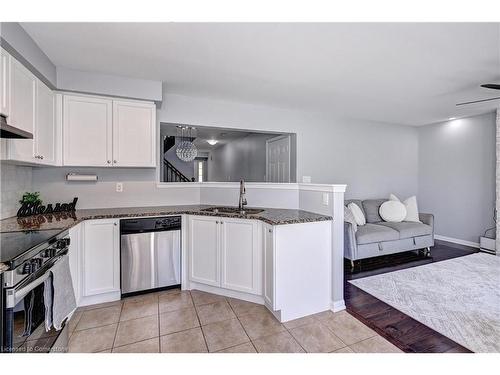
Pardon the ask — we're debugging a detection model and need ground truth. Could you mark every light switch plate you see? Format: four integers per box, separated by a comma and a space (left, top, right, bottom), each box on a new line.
322, 193, 329, 206
302, 176, 312, 183
116, 182, 123, 193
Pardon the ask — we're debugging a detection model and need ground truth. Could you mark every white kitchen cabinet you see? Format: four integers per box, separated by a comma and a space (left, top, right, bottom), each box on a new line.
63, 94, 113, 166
34, 79, 56, 165
82, 219, 120, 298
263, 224, 276, 309
188, 215, 262, 295
188, 216, 220, 287
0, 48, 10, 117
68, 223, 82, 306
112, 100, 156, 167
62, 94, 156, 167
7, 56, 36, 163
220, 218, 261, 294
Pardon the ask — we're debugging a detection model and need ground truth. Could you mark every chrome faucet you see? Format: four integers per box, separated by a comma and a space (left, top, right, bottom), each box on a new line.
238, 179, 248, 212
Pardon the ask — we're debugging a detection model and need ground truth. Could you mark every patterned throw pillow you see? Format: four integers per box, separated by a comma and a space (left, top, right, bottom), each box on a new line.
344, 205, 358, 232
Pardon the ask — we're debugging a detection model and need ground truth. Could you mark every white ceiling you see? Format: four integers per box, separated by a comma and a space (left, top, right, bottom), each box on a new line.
21, 22, 500, 126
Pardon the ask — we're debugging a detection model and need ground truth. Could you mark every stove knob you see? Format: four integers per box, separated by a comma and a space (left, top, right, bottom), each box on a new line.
22, 261, 33, 274
42, 248, 56, 258
56, 238, 70, 249
31, 258, 42, 272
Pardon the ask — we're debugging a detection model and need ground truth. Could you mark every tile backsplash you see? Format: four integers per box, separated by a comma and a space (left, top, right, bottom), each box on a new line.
0, 163, 33, 219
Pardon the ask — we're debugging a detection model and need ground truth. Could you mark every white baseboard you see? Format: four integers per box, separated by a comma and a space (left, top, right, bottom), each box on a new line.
434, 234, 480, 249
331, 299, 346, 312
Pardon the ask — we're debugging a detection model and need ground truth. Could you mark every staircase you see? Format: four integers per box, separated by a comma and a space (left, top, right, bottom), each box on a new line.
163, 135, 193, 182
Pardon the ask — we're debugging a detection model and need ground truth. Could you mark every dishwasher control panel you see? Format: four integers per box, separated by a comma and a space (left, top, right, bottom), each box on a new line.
120, 216, 181, 234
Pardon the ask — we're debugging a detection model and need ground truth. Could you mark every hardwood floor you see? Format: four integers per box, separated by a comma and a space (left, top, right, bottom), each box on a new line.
344, 240, 479, 353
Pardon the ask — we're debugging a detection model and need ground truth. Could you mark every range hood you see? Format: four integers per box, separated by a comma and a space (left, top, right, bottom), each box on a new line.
0, 114, 33, 139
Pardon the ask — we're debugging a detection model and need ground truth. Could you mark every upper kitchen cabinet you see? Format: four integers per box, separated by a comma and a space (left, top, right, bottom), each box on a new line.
34, 80, 56, 165
5, 56, 36, 163
0, 48, 10, 117
112, 100, 156, 167
1, 50, 58, 166
63, 94, 113, 166
62, 94, 156, 167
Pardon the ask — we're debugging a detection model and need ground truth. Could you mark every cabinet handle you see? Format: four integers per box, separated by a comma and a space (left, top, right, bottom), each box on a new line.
220, 221, 224, 224
269, 229, 272, 233
40, 156, 44, 160
113, 160, 117, 164
107, 160, 111, 164
216, 221, 219, 224
114, 223, 117, 226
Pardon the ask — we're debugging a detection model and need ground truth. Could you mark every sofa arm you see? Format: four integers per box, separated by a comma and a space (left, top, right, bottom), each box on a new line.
344, 222, 357, 260
419, 213, 434, 231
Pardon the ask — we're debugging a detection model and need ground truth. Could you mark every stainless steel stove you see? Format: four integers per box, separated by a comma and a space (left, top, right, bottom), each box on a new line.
1, 229, 71, 353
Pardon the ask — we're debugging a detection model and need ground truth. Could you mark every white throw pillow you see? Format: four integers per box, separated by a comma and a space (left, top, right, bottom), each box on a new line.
347, 203, 366, 226
344, 206, 358, 232
389, 194, 421, 222
379, 201, 407, 222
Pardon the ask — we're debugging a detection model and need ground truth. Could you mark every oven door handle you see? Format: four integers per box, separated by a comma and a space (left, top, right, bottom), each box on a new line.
5, 254, 66, 309
6, 271, 52, 308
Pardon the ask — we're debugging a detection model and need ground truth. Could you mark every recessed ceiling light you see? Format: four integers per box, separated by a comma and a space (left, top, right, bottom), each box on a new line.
207, 139, 218, 146
448, 117, 457, 121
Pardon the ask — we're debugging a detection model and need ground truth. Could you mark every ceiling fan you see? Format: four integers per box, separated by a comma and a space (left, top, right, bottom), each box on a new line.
456, 84, 500, 106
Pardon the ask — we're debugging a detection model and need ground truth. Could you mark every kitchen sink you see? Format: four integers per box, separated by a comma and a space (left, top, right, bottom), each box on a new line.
201, 206, 265, 215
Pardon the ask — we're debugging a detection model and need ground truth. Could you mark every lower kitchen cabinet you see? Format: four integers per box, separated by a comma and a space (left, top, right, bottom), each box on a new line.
188, 216, 220, 286
81, 219, 120, 303
263, 224, 276, 310
188, 215, 262, 296
220, 218, 261, 294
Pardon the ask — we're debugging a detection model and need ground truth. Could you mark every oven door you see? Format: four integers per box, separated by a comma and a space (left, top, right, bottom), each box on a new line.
2, 255, 70, 353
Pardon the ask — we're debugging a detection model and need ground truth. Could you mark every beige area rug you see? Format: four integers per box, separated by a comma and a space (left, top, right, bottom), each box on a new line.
349, 253, 500, 352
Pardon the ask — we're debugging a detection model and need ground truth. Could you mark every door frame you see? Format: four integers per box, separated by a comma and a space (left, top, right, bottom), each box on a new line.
265, 134, 291, 183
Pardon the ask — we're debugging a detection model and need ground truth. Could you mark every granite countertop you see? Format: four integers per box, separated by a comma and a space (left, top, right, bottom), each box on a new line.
0, 205, 332, 233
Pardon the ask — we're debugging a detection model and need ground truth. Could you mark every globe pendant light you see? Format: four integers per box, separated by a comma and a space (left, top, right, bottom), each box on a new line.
176, 126, 198, 162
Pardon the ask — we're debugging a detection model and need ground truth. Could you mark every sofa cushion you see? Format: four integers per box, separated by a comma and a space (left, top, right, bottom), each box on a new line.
362, 199, 386, 223
377, 221, 432, 239
355, 223, 400, 244
345, 199, 366, 217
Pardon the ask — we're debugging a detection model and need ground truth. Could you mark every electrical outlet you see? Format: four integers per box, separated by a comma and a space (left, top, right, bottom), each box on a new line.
322, 193, 329, 206
116, 182, 123, 193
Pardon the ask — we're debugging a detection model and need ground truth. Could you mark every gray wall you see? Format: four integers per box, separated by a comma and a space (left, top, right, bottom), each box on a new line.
159, 92, 420, 199
56, 67, 163, 102
418, 112, 496, 243
0, 22, 57, 87
209, 133, 277, 182
0, 163, 32, 219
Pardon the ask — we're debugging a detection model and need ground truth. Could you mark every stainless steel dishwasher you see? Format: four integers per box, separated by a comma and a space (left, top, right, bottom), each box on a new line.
120, 216, 181, 296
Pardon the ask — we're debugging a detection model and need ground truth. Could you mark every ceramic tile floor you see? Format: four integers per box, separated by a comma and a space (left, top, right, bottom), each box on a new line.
68, 289, 402, 353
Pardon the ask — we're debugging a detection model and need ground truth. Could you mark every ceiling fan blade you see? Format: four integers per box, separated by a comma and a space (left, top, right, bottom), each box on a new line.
480, 84, 500, 90
456, 96, 500, 106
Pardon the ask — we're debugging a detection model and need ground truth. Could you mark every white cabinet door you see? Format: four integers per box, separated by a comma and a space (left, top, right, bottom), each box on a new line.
63, 95, 112, 166
263, 225, 276, 309
112, 100, 156, 167
0, 48, 10, 117
189, 216, 220, 287
8, 56, 35, 162
68, 223, 82, 305
220, 218, 261, 295
34, 79, 56, 165
82, 219, 120, 297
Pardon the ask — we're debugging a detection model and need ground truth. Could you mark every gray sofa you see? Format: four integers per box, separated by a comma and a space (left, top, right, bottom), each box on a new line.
344, 199, 434, 266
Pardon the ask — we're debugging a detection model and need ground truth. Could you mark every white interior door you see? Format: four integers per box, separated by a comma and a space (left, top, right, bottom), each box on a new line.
266, 135, 291, 183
